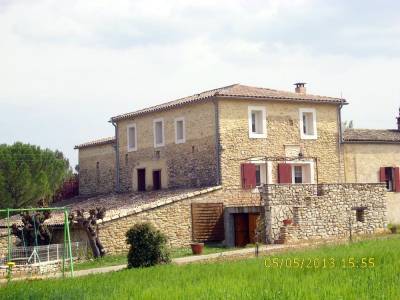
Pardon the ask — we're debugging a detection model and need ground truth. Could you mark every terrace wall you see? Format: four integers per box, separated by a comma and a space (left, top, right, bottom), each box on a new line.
260, 183, 387, 243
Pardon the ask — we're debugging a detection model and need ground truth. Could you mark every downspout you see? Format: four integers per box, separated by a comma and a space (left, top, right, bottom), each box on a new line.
110, 119, 120, 193
337, 103, 344, 183
213, 97, 221, 186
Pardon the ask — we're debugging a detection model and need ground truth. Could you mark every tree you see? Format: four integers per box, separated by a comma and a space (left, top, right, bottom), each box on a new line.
69, 208, 106, 258
11, 211, 52, 246
0, 142, 72, 209
125, 223, 170, 268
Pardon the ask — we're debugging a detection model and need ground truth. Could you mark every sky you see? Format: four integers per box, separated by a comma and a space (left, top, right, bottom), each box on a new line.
1, 0, 400, 167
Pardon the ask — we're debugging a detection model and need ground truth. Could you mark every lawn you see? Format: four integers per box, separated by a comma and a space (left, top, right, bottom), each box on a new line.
1, 236, 399, 300
70, 244, 233, 271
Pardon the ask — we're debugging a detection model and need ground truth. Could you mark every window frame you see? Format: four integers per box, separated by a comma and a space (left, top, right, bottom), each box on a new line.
248, 159, 272, 188
299, 108, 317, 140
127, 123, 137, 152
153, 118, 165, 148
174, 117, 186, 144
248, 106, 267, 139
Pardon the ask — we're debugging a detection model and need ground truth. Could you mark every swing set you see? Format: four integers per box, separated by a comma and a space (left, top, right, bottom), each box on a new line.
0, 207, 74, 278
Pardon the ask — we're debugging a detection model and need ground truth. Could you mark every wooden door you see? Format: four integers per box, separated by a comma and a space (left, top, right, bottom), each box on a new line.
234, 214, 249, 247
137, 169, 146, 191
152, 170, 161, 190
248, 213, 259, 244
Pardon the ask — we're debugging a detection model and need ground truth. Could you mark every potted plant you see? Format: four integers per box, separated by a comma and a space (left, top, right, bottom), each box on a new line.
190, 242, 204, 255
283, 219, 293, 226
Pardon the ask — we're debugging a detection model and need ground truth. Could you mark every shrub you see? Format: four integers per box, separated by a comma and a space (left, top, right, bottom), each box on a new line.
125, 223, 170, 268
388, 224, 399, 234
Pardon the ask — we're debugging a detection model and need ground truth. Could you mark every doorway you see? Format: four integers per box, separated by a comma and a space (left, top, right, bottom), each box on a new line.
137, 169, 146, 191
152, 170, 161, 190
233, 213, 260, 247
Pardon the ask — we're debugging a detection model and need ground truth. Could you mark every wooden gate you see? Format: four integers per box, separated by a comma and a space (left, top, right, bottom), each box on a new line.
191, 203, 224, 242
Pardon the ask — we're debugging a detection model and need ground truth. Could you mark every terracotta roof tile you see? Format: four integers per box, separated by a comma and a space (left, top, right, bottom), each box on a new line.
74, 137, 115, 149
344, 129, 400, 143
111, 84, 346, 121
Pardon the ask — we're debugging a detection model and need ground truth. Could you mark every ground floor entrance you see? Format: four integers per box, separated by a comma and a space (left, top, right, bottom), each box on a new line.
224, 206, 263, 247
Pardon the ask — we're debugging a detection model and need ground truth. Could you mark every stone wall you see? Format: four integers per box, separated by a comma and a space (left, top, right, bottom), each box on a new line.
344, 143, 400, 223
78, 143, 115, 195
98, 187, 262, 254
260, 183, 387, 243
116, 101, 218, 192
218, 99, 343, 188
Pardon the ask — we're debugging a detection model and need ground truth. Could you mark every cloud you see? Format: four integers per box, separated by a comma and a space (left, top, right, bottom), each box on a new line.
1, 0, 399, 166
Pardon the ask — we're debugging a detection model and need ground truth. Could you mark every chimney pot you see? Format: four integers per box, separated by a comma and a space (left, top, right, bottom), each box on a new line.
294, 82, 306, 94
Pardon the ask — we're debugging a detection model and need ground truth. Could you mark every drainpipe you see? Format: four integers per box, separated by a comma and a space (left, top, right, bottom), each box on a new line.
213, 97, 222, 186
337, 103, 344, 182
110, 119, 120, 193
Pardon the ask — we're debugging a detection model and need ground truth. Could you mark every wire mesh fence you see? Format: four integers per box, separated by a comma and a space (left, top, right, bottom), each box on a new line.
0, 241, 88, 266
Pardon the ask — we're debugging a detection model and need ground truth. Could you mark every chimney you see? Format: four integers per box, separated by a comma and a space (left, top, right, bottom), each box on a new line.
294, 82, 306, 94
397, 108, 400, 131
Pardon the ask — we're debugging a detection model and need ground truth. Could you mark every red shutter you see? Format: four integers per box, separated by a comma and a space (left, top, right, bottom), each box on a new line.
278, 163, 292, 184
241, 163, 256, 189
379, 167, 387, 182
394, 167, 400, 192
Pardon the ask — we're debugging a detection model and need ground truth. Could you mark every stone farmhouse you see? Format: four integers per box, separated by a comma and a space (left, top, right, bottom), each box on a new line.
2, 83, 397, 255
65, 83, 398, 252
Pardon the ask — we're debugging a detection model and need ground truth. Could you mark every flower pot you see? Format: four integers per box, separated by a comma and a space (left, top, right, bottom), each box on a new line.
283, 219, 292, 226
190, 242, 204, 255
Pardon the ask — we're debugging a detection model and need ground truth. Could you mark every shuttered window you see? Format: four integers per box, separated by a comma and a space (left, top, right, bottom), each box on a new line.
241, 163, 256, 189
394, 167, 400, 192
278, 163, 292, 183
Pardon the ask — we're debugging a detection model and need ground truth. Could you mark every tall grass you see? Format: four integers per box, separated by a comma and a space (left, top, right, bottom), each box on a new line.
1, 236, 399, 300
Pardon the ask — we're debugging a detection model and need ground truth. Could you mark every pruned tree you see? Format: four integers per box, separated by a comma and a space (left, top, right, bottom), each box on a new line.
11, 211, 52, 246
69, 207, 106, 258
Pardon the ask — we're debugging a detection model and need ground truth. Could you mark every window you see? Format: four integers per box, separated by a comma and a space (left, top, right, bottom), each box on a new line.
299, 108, 317, 139
174, 117, 185, 144
356, 209, 365, 223
153, 118, 164, 147
380, 167, 400, 192
241, 161, 271, 189
248, 106, 267, 138
255, 165, 261, 186
127, 124, 137, 151
293, 166, 303, 183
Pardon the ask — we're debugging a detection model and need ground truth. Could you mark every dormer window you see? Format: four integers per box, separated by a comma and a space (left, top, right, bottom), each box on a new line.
299, 108, 317, 139
248, 106, 267, 138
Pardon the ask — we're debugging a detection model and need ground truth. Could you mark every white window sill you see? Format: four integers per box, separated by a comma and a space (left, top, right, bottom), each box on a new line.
175, 139, 185, 144
300, 134, 317, 140
154, 143, 165, 148
127, 147, 137, 152
249, 133, 267, 139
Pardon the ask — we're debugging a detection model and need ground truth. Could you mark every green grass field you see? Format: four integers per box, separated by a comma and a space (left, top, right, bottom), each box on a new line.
70, 244, 233, 271
2, 236, 399, 300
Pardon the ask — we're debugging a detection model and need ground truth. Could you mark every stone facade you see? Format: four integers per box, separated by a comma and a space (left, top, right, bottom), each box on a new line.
97, 187, 262, 254
344, 143, 400, 223
218, 99, 343, 188
78, 143, 115, 195
116, 101, 218, 192
260, 183, 387, 243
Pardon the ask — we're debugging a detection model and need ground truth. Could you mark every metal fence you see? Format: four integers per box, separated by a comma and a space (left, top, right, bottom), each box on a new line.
0, 241, 88, 266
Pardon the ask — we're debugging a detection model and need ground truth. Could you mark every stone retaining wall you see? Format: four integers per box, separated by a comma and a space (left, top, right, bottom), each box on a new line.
260, 183, 387, 243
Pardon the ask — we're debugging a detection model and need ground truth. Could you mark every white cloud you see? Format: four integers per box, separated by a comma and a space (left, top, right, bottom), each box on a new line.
0, 0, 399, 167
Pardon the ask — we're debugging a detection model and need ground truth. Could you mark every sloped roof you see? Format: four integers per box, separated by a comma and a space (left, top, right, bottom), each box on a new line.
111, 84, 346, 121
0, 186, 222, 229
344, 129, 400, 143
74, 137, 115, 149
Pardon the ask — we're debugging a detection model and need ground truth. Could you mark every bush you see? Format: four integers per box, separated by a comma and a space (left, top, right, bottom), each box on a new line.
125, 223, 170, 268
388, 224, 399, 234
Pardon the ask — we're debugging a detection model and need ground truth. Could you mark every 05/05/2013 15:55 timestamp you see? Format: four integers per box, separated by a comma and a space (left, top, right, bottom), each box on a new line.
264, 257, 375, 269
